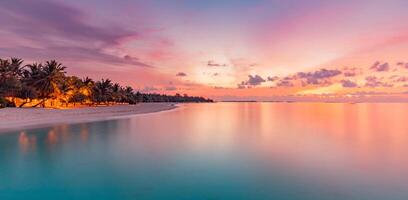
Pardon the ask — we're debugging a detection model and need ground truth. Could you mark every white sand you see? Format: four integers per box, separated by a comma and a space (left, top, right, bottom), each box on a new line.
0, 103, 177, 133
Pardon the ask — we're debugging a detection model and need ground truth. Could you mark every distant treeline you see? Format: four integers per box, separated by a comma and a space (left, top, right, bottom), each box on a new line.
0, 58, 213, 108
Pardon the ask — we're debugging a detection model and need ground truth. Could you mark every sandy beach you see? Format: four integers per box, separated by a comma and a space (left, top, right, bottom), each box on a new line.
0, 103, 177, 133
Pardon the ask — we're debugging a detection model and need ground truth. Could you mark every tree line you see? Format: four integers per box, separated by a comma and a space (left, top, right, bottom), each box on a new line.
0, 58, 213, 108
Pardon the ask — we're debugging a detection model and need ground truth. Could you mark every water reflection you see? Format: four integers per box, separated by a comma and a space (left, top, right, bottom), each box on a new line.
15, 122, 106, 155
18, 131, 36, 153
1, 103, 408, 200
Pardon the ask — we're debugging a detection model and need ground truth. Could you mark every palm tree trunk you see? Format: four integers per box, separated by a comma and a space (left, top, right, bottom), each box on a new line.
19, 99, 30, 108
12, 97, 16, 106
32, 99, 46, 108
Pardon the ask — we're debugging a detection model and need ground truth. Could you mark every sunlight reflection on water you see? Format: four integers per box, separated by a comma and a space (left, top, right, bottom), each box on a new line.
1, 103, 408, 199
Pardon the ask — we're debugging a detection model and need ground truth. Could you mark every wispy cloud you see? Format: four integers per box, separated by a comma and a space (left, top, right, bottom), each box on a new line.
176, 72, 187, 77
296, 69, 342, 85
276, 80, 294, 87
0, 0, 152, 67
237, 75, 266, 88
397, 62, 408, 69
267, 76, 279, 82
207, 60, 227, 67
370, 61, 389, 72
341, 79, 358, 88
365, 76, 393, 88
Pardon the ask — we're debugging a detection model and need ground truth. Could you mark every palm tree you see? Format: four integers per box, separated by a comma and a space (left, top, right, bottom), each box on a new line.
69, 91, 87, 106
23, 63, 42, 80
0, 58, 24, 78
135, 91, 143, 103
0, 58, 24, 105
82, 77, 94, 87
30, 60, 66, 107
18, 63, 42, 107
1, 57, 213, 108
112, 83, 122, 103
58, 79, 74, 106
80, 77, 94, 104
17, 85, 37, 107
124, 86, 136, 104
92, 79, 113, 105
9, 58, 24, 74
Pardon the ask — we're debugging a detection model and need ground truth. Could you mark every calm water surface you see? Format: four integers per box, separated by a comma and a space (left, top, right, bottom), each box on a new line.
1, 103, 408, 199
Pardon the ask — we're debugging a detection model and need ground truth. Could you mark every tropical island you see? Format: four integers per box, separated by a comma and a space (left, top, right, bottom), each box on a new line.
0, 57, 213, 108
0, 57, 213, 132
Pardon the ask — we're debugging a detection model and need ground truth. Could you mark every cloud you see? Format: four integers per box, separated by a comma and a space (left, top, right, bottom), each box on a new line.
237, 75, 266, 88
396, 76, 408, 82
234, 61, 408, 90
365, 76, 393, 87
296, 68, 342, 85
123, 55, 153, 68
176, 72, 187, 77
0, 0, 152, 67
390, 75, 408, 83
0, 0, 137, 45
397, 62, 408, 69
267, 76, 278, 82
236, 68, 344, 89
370, 61, 389, 72
341, 80, 358, 88
343, 72, 356, 77
276, 80, 294, 87
207, 60, 227, 67
349, 91, 389, 96
237, 82, 246, 89
247, 75, 266, 86
0, 46, 153, 68
342, 67, 360, 77
283, 76, 295, 81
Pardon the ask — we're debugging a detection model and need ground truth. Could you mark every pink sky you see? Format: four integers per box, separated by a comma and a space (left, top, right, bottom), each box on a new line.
1, 0, 408, 101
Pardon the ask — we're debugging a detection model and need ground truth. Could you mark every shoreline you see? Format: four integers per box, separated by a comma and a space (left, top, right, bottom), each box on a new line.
0, 103, 178, 133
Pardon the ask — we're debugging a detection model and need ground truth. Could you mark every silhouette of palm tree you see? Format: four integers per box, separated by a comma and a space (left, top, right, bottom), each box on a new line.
93, 79, 113, 105
31, 60, 66, 107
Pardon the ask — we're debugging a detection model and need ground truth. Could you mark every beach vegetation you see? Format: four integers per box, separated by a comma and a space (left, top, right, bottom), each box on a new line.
0, 58, 213, 108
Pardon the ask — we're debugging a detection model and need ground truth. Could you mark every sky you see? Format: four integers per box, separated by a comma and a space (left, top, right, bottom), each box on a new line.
1, 0, 408, 101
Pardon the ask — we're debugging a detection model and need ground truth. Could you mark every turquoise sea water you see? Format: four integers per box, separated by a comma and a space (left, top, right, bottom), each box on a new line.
1, 103, 408, 199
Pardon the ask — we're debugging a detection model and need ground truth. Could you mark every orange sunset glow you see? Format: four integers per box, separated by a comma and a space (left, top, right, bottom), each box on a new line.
1, 0, 408, 101
2, 1, 408, 199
